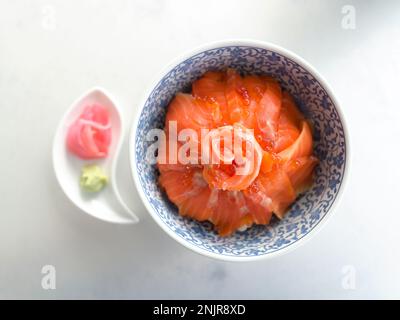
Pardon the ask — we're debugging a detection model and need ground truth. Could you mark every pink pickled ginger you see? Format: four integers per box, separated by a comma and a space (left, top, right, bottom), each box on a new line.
66, 104, 111, 159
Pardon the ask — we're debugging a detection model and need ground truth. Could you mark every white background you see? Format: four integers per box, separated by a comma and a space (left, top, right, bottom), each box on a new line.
1, 0, 399, 299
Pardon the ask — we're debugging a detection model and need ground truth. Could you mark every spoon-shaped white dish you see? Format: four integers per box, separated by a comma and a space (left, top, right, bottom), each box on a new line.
53, 87, 139, 224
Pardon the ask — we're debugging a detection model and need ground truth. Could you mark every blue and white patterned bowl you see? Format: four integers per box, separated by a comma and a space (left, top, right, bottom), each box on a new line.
130, 40, 349, 261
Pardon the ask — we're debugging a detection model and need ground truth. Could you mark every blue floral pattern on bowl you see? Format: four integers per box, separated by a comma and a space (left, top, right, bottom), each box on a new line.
134, 45, 347, 259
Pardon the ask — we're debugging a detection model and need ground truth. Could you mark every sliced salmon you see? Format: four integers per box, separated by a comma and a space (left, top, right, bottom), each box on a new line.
260, 151, 277, 174
211, 191, 237, 234
278, 120, 313, 162
165, 93, 219, 133
179, 186, 213, 221
285, 156, 318, 195
255, 77, 282, 146
224, 69, 251, 124
242, 75, 266, 129
202, 124, 263, 191
159, 168, 211, 221
192, 71, 227, 117
243, 180, 273, 225
160, 168, 252, 236
158, 69, 317, 236
281, 91, 304, 125
274, 91, 303, 152
243, 75, 266, 102
258, 169, 296, 219
157, 132, 202, 172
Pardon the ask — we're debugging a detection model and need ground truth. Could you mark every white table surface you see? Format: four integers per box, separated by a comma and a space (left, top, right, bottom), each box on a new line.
1, 0, 399, 299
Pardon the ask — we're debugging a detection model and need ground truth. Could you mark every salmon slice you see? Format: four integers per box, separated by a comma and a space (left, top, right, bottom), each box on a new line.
202, 125, 263, 191
256, 77, 282, 145
244, 168, 296, 220
160, 168, 251, 236
165, 93, 219, 133
192, 71, 228, 124
243, 180, 273, 225
284, 156, 318, 195
224, 69, 250, 124
192, 71, 227, 116
260, 151, 279, 174
212, 190, 250, 236
243, 75, 266, 102
159, 167, 217, 224
252, 169, 296, 219
274, 91, 303, 153
278, 121, 313, 162
242, 75, 266, 129
157, 132, 202, 172
179, 185, 213, 221
164, 94, 221, 166
159, 167, 206, 205
280, 91, 304, 125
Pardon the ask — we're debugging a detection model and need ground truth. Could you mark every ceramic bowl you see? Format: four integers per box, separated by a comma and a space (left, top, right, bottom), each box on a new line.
130, 40, 349, 261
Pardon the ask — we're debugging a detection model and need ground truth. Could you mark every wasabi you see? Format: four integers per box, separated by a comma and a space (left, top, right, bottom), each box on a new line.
80, 164, 108, 192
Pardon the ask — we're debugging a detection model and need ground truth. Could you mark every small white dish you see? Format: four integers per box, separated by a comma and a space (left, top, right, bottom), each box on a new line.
53, 87, 139, 224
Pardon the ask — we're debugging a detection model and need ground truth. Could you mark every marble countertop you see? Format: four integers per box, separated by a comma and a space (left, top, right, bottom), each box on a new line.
1, 0, 399, 299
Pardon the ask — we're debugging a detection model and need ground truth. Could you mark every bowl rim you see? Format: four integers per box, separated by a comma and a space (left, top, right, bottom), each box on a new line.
129, 39, 350, 262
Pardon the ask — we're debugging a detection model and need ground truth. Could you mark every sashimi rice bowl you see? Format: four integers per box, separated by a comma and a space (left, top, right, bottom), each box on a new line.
131, 40, 348, 261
